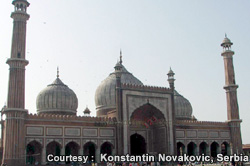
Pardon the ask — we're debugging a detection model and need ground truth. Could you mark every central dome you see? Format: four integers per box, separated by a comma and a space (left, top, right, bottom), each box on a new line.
95, 62, 143, 116
36, 76, 78, 115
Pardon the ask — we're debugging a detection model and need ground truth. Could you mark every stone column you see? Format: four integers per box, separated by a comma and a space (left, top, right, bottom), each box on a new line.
61, 147, 65, 155
207, 143, 211, 156
95, 147, 100, 163
112, 148, 116, 155
195, 145, 199, 156
42, 147, 46, 165
206, 144, 209, 156
79, 147, 83, 155
217, 145, 221, 155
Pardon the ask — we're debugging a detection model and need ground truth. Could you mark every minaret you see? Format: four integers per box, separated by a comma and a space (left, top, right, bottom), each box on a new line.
114, 52, 124, 155
221, 35, 243, 154
115, 51, 123, 121
167, 68, 177, 155
2, 0, 30, 165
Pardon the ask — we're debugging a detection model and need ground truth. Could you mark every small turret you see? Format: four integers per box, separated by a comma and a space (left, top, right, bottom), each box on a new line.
83, 107, 91, 116
12, 0, 30, 13
167, 67, 175, 90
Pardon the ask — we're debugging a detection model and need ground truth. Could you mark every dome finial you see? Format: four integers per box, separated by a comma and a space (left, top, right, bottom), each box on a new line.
57, 67, 59, 78
120, 49, 123, 64
225, 33, 227, 38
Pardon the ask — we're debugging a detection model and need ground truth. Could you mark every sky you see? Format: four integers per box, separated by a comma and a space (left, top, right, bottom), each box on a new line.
0, 0, 249, 144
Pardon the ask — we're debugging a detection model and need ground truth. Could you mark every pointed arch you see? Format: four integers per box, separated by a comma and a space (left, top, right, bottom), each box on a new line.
65, 141, 80, 156
221, 141, 230, 156
130, 103, 165, 127
83, 142, 96, 162
46, 141, 61, 158
210, 142, 219, 158
199, 142, 209, 155
177, 142, 185, 156
130, 133, 146, 155
101, 142, 114, 156
187, 142, 197, 156
26, 140, 42, 165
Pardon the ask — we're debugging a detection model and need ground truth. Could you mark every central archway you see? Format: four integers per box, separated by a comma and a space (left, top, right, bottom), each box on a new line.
130, 133, 146, 155
130, 103, 167, 154
130, 103, 165, 127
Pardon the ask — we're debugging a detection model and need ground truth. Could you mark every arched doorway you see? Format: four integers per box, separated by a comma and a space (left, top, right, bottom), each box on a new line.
130, 133, 146, 155
65, 142, 80, 164
46, 141, 61, 158
177, 142, 185, 156
65, 142, 80, 156
101, 142, 113, 156
211, 142, 219, 158
187, 142, 197, 156
221, 142, 230, 156
199, 142, 208, 155
26, 141, 42, 165
130, 103, 166, 153
84, 142, 96, 162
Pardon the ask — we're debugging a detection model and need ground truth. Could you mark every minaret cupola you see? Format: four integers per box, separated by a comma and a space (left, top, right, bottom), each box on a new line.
12, 0, 30, 13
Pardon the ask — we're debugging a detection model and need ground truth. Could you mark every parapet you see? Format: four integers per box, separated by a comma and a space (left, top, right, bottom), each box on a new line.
121, 83, 172, 93
176, 120, 229, 126
26, 113, 117, 123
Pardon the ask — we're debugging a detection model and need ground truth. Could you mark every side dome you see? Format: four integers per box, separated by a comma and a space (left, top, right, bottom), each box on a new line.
174, 90, 193, 120
36, 77, 78, 115
95, 62, 143, 117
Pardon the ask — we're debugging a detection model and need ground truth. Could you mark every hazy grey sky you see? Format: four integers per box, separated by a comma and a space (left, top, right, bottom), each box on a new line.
0, 0, 249, 143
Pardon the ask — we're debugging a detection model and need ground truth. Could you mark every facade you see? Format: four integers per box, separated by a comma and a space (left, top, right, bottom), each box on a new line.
0, 0, 243, 166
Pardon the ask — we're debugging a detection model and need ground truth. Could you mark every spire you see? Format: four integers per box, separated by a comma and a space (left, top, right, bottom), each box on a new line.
57, 67, 59, 78
168, 67, 174, 75
120, 49, 123, 64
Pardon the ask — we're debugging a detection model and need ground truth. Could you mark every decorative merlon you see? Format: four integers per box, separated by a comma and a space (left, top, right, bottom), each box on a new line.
176, 120, 229, 126
27, 113, 117, 122
121, 83, 171, 93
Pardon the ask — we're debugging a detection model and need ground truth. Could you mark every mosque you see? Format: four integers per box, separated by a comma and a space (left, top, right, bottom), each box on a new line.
0, 0, 243, 165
